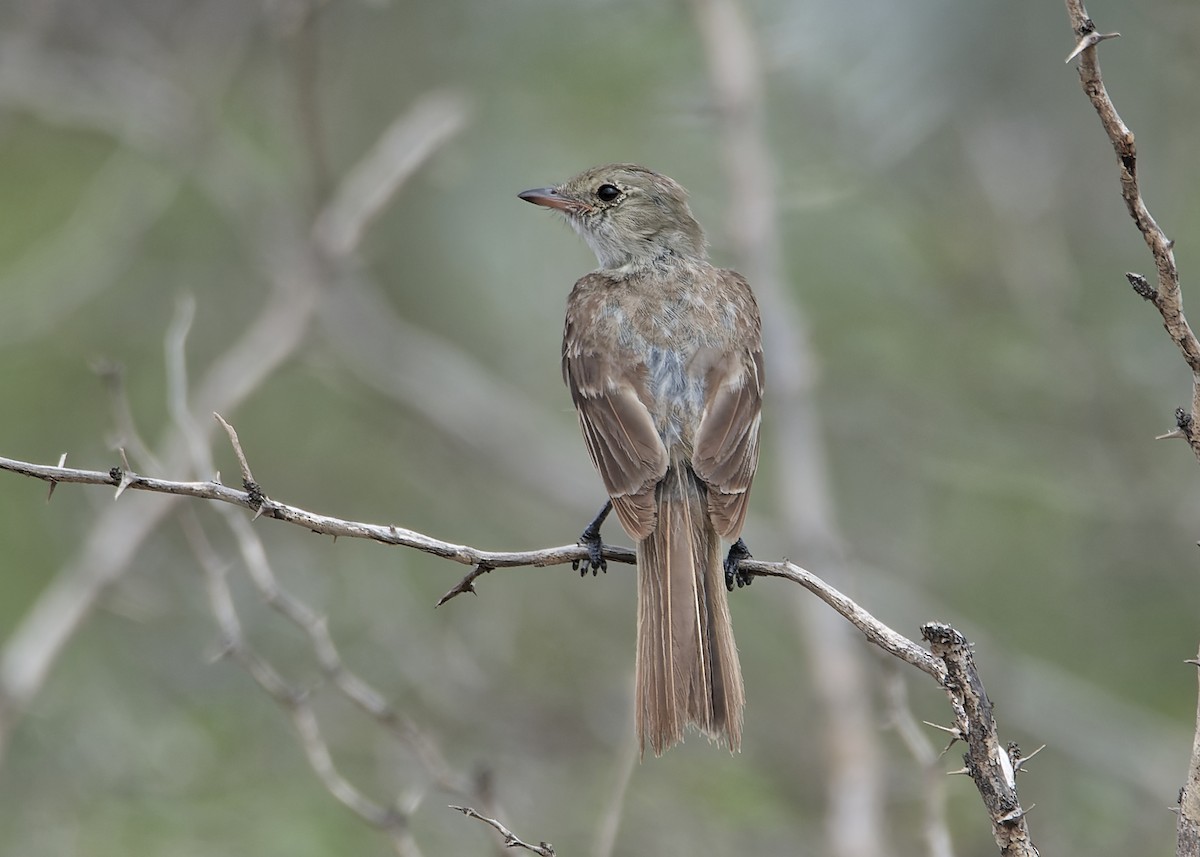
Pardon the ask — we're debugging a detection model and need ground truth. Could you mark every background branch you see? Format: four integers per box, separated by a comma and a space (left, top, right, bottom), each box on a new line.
687, 1, 890, 853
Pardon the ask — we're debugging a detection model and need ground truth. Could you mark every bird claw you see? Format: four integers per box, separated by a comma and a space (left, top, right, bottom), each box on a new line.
723, 538, 752, 591
572, 526, 607, 576
571, 500, 612, 576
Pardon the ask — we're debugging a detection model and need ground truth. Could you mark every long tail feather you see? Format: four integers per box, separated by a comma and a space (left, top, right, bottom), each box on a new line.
635, 466, 744, 756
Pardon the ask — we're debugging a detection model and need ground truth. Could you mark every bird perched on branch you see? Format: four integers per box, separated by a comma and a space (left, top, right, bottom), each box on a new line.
519, 164, 764, 755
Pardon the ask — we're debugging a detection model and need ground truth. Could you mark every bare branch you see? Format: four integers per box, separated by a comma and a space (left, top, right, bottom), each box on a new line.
181, 513, 413, 844
0, 78, 469, 760
885, 673, 956, 857
687, 1, 889, 853
0, 450, 610, 572
449, 805, 556, 857
1062, 0, 1200, 461
0, 449, 946, 678
922, 624, 1038, 856
313, 91, 471, 259
591, 726, 639, 857
1061, 6, 1200, 853
750, 561, 943, 681
1183, 649, 1200, 857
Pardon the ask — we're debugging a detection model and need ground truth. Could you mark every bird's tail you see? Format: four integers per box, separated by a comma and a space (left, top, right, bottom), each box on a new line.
635, 465, 744, 756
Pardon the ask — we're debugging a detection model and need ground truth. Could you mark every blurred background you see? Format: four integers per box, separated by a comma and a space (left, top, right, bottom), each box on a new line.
1, 0, 1199, 855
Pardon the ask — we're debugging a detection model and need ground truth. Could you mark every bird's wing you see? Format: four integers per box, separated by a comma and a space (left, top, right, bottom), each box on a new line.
563, 285, 668, 540
692, 274, 764, 539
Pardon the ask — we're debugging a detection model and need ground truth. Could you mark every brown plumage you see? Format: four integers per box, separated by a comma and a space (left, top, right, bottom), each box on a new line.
520, 164, 764, 755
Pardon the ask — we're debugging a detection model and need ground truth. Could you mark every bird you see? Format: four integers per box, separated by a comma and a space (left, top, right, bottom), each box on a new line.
519, 164, 764, 755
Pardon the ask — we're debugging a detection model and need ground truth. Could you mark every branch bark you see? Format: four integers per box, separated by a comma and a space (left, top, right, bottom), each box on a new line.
1062, 1, 1200, 460
1061, 4, 1200, 854
4, 439, 1049, 853
924, 624, 1037, 857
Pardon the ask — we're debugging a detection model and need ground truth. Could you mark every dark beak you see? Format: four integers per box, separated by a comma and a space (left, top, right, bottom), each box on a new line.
518, 186, 575, 212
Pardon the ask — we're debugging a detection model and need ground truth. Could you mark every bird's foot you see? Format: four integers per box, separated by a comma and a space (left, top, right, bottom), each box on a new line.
572, 500, 612, 576
723, 538, 753, 591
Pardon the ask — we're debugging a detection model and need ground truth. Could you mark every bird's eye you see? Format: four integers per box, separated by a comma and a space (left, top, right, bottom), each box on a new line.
596, 184, 621, 202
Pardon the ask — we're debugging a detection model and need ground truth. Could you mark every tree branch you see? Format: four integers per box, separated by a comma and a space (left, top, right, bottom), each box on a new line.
1062, 5, 1200, 854
924, 624, 1037, 856
1062, 0, 1200, 460
5, 435, 1051, 853
0, 449, 634, 579
0, 432, 943, 673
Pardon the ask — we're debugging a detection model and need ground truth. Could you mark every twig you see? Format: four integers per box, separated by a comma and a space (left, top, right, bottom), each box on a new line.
591, 725, 639, 857
182, 514, 412, 840
1062, 0, 1200, 461
156, 284, 481, 847
312, 91, 471, 259
885, 673, 956, 857
1061, 5, 1200, 854
0, 445, 944, 677
922, 623, 1038, 856
0, 452, 633, 578
1182, 649, 1200, 857
751, 561, 943, 680
449, 805, 556, 857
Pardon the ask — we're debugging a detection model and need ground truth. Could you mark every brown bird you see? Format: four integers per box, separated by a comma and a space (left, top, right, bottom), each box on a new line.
519, 164, 764, 755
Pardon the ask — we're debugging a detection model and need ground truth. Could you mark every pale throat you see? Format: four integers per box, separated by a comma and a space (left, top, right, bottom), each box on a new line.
570, 217, 705, 274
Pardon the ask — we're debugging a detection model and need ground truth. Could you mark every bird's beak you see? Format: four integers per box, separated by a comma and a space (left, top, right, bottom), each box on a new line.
518, 186, 576, 212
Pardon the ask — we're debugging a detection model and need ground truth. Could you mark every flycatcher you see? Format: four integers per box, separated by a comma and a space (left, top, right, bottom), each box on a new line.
519, 164, 764, 755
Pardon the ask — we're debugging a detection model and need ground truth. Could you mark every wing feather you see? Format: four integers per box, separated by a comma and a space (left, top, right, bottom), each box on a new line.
693, 348, 764, 539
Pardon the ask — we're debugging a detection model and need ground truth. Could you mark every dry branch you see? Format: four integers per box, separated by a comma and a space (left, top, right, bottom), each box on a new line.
2, 426, 1049, 854
0, 441, 942, 673
1062, 1, 1200, 461
1062, 3, 1200, 854
924, 624, 1037, 856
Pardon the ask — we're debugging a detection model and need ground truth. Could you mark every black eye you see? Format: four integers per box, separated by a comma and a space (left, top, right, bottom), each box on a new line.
596, 183, 621, 202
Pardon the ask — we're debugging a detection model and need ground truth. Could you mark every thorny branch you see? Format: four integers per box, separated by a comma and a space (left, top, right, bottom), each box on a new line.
0, 447, 634, 586
924, 624, 1037, 857
1062, 4, 1200, 855
158, 300, 482, 831
1063, 1, 1200, 460
0, 442, 943, 677
1, 432, 1048, 853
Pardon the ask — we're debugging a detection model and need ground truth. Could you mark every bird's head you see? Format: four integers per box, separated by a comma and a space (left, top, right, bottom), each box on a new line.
519, 164, 707, 271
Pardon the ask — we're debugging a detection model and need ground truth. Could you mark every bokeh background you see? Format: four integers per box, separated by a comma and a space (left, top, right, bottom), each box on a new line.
2, 0, 1199, 855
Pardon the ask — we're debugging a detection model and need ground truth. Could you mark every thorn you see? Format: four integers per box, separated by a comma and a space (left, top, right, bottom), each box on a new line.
1065, 30, 1121, 63
114, 449, 135, 499
1013, 743, 1047, 773
946, 767, 970, 776
436, 581, 475, 607
998, 805, 1033, 824
1185, 658, 1200, 667
1157, 429, 1186, 440
922, 720, 962, 737
47, 452, 67, 502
